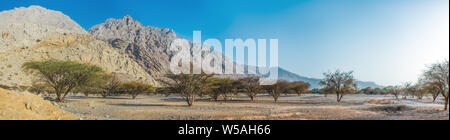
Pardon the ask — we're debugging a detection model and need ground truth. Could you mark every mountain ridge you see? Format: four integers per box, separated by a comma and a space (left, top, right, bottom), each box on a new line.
0, 5, 383, 89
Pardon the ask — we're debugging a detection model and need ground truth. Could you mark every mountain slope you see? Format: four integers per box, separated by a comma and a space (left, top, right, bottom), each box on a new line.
0, 6, 157, 87
88, 16, 245, 78
88, 15, 382, 89
88, 16, 177, 77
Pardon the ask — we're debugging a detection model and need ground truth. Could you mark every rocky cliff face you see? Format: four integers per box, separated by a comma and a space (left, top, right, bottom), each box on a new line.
89, 16, 244, 78
0, 6, 157, 87
89, 16, 177, 77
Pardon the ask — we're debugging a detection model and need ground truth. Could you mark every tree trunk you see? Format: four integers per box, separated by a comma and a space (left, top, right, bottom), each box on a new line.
56, 92, 62, 102
337, 93, 344, 102
337, 93, 341, 102
84, 93, 89, 99
432, 95, 438, 102
187, 98, 194, 107
55, 88, 63, 102
213, 95, 219, 101
444, 96, 448, 111
394, 94, 399, 100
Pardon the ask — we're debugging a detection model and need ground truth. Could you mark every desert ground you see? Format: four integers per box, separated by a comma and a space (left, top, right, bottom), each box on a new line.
0, 88, 80, 120
54, 93, 449, 120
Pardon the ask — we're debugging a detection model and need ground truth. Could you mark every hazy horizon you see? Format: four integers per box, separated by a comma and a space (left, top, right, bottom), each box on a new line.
1, 0, 448, 86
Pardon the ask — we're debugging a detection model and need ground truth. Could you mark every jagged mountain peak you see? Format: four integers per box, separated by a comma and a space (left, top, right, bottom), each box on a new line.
89, 15, 176, 43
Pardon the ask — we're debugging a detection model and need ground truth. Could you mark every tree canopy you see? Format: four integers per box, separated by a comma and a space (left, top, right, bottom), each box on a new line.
22, 60, 104, 101
320, 70, 358, 102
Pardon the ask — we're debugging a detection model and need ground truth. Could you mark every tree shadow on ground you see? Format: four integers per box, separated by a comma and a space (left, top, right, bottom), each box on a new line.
108, 103, 187, 107
68, 96, 132, 100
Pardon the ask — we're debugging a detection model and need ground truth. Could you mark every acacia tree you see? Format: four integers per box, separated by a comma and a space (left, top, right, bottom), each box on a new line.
422, 60, 449, 111
74, 73, 109, 99
422, 82, 441, 102
320, 70, 358, 102
402, 82, 412, 99
28, 83, 50, 95
387, 86, 403, 100
411, 85, 424, 100
290, 81, 310, 96
207, 78, 234, 101
239, 77, 261, 101
22, 60, 104, 102
119, 82, 154, 99
100, 73, 121, 98
158, 73, 214, 106
263, 81, 291, 103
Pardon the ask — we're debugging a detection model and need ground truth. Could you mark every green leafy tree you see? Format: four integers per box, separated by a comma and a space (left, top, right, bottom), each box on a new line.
119, 82, 154, 99
263, 81, 291, 103
320, 70, 358, 102
74, 73, 110, 99
311, 88, 321, 94
290, 81, 310, 96
22, 60, 104, 102
386, 86, 403, 100
422, 82, 441, 102
28, 82, 51, 95
239, 77, 261, 101
100, 73, 121, 98
207, 78, 234, 101
158, 73, 214, 106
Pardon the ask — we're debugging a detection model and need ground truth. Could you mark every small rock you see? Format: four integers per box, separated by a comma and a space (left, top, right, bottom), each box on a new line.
25, 101, 33, 111
105, 115, 111, 118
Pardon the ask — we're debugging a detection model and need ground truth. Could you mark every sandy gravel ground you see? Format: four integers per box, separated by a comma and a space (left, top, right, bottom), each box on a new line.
0, 88, 80, 120
57, 94, 449, 120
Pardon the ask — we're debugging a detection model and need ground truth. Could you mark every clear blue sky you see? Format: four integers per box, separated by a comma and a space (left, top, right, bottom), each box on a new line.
1, 0, 449, 86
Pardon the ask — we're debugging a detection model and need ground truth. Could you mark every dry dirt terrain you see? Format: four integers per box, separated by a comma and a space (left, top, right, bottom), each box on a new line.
56, 93, 449, 120
0, 88, 82, 120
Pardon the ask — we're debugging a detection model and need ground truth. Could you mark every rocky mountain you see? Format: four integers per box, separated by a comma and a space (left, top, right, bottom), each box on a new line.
0, 6, 382, 89
0, 6, 157, 87
88, 16, 177, 77
89, 15, 382, 89
88, 16, 244, 78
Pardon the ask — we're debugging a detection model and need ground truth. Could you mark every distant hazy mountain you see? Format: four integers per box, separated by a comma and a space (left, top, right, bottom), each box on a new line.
277, 68, 383, 89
